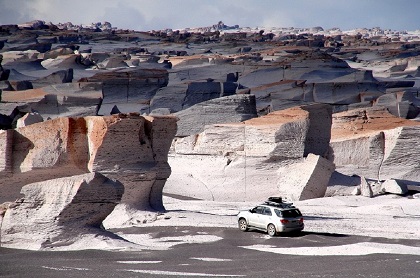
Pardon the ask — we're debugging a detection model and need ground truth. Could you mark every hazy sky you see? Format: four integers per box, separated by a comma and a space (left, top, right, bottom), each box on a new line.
0, 0, 419, 31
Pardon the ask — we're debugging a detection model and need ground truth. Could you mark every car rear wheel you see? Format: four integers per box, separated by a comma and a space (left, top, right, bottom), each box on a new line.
238, 218, 249, 231
267, 224, 277, 237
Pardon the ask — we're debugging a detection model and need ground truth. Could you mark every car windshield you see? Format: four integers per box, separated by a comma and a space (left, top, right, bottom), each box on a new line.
275, 209, 302, 218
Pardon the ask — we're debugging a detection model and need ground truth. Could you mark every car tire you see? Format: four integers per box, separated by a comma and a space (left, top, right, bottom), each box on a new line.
267, 224, 277, 237
238, 218, 249, 232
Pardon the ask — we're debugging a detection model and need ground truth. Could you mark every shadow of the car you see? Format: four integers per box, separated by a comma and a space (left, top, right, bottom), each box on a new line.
303, 215, 343, 220
245, 230, 350, 238
299, 231, 349, 238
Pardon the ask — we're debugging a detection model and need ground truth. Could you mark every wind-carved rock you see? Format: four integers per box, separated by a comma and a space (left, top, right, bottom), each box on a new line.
0, 173, 125, 250
0, 113, 177, 247
360, 176, 374, 198
328, 107, 420, 192
97, 115, 178, 228
277, 153, 335, 201
166, 104, 332, 201
79, 67, 169, 115
175, 94, 258, 137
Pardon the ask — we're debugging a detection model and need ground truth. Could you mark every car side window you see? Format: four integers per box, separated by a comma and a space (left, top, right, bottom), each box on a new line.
263, 207, 272, 216
254, 206, 264, 214
274, 209, 282, 217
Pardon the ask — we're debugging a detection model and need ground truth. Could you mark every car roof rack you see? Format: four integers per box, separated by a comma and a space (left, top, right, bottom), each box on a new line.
262, 197, 295, 209
267, 197, 283, 203
262, 201, 295, 209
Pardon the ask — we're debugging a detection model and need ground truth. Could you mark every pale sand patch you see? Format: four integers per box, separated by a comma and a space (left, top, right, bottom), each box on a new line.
114, 233, 223, 250
117, 260, 162, 264
123, 269, 245, 277
191, 257, 233, 262
241, 242, 420, 256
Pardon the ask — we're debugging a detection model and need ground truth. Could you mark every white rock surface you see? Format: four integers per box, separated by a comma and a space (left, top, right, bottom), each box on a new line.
0, 114, 177, 222
166, 105, 332, 201
175, 94, 258, 137
15, 112, 44, 128
380, 126, 420, 181
0, 130, 13, 177
277, 154, 335, 201
0, 173, 124, 250
329, 108, 420, 185
381, 179, 408, 195
360, 176, 373, 198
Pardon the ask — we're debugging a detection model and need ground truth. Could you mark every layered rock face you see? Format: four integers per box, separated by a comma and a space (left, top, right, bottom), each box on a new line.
0, 117, 90, 201
0, 113, 177, 240
80, 67, 169, 115
1, 82, 103, 123
328, 108, 420, 192
175, 94, 258, 137
165, 104, 332, 201
277, 154, 335, 200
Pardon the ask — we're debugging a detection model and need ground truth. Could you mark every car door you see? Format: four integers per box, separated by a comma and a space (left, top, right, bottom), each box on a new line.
257, 206, 272, 229
248, 206, 264, 227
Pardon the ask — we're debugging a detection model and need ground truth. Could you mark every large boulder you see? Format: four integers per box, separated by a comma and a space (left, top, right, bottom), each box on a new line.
0, 173, 124, 250
0, 117, 90, 202
277, 154, 335, 201
379, 126, 420, 181
381, 179, 408, 195
360, 176, 374, 198
40, 47, 75, 60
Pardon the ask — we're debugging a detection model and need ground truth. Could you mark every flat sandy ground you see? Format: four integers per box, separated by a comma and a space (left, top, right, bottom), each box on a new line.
149, 194, 420, 240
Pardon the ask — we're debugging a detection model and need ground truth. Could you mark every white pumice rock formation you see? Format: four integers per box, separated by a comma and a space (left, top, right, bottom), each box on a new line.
381, 179, 408, 195
175, 94, 258, 137
360, 176, 374, 198
165, 104, 332, 201
0, 114, 177, 223
79, 67, 169, 115
101, 115, 178, 228
374, 89, 420, 119
0, 173, 124, 250
277, 153, 335, 201
0, 130, 13, 178
328, 108, 420, 190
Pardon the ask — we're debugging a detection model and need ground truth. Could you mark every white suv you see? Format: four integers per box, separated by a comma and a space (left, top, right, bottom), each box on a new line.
237, 197, 304, 236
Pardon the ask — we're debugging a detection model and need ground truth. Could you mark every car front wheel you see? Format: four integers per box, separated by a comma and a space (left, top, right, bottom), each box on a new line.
267, 224, 277, 237
238, 218, 249, 232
